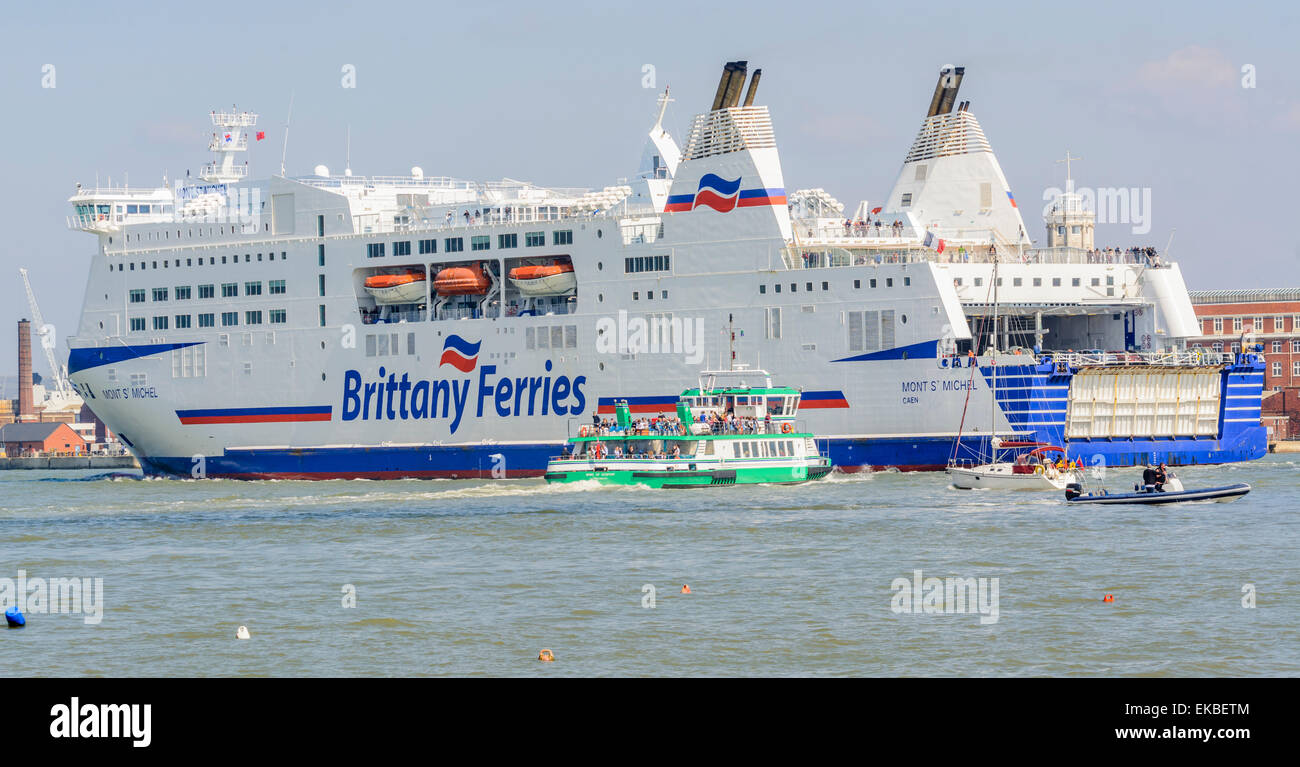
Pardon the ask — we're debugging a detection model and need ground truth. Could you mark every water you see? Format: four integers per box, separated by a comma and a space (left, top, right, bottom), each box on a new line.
2, 456, 1296, 676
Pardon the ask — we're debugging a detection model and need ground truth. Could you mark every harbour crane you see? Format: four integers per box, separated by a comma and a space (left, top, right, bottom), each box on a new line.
19, 268, 72, 400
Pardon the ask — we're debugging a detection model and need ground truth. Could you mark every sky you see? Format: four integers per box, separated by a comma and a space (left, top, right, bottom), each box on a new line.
1, 0, 1297, 380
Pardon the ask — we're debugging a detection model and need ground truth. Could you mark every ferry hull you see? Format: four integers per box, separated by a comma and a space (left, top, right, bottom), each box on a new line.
124, 432, 1263, 480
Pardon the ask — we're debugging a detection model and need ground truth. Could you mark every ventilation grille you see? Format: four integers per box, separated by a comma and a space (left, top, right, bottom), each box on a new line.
904, 111, 992, 163
684, 107, 776, 161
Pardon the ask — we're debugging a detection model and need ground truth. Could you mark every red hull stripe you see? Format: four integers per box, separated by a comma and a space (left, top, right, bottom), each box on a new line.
176, 406, 332, 425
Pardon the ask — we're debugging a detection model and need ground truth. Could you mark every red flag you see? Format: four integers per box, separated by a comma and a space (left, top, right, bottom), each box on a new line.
871, 206, 882, 214
256, 131, 266, 141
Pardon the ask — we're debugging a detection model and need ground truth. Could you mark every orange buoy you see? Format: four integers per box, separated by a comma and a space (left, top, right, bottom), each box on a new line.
680, 584, 691, 594
1103, 593, 1114, 603
538, 648, 555, 662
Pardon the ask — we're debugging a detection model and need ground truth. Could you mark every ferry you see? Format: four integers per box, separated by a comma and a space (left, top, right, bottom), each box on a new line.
61, 61, 1267, 479
544, 368, 832, 488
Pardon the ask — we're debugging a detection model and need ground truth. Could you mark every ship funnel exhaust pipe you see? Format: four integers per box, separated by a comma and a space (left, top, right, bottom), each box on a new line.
721, 60, 748, 108
711, 62, 738, 111
936, 66, 965, 115
925, 67, 950, 118
742, 68, 762, 106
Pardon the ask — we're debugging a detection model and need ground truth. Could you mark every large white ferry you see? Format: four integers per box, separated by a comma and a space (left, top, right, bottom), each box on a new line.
64, 63, 1266, 479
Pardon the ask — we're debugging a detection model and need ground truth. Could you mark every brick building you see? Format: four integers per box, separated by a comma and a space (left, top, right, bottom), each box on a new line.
0, 422, 87, 456
1190, 288, 1299, 442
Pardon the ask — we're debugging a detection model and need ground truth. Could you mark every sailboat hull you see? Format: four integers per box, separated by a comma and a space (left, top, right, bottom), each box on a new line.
947, 462, 1078, 490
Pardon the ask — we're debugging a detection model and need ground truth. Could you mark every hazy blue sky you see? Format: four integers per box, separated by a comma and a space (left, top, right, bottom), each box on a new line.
1, 0, 1297, 379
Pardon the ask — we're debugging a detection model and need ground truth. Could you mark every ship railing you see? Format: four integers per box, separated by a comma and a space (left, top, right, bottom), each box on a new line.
199, 163, 249, 178
1046, 349, 1231, 367
783, 243, 1162, 269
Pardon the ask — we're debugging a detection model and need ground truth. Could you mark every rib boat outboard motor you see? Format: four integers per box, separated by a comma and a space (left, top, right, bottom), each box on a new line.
1064, 482, 1084, 500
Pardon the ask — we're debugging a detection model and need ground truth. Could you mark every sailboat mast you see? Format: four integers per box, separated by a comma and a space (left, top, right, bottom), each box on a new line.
990, 248, 999, 457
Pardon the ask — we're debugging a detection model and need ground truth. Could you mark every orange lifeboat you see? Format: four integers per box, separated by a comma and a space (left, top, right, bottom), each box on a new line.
434, 265, 491, 296
363, 270, 426, 304
508, 262, 576, 297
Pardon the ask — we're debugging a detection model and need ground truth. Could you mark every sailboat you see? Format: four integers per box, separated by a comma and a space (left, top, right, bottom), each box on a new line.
946, 247, 1081, 491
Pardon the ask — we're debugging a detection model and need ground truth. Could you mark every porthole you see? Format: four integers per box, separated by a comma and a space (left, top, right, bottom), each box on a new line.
599, 362, 605, 371
321, 341, 326, 349
901, 315, 907, 324
597, 230, 603, 238
598, 293, 603, 302
597, 262, 603, 270
321, 373, 327, 382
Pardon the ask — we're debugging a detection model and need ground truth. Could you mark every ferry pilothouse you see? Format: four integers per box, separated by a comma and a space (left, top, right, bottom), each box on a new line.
64, 63, 1267, 479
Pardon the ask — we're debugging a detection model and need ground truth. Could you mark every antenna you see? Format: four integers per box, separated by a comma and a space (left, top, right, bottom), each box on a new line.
1057, 150, 1081, 192
1163, 229, 1176, 259
280, 92, 294, 177
346, 125, 351, 176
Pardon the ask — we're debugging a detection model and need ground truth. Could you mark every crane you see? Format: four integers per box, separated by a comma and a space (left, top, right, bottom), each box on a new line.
19, 268, 72, 400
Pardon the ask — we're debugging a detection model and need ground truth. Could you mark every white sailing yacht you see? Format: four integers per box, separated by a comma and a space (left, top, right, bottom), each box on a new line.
946, 250, 1081, 490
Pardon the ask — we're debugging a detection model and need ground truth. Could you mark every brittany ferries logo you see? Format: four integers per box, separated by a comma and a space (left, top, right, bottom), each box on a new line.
439, 335, 480, 372
342, 337, 586, 434
664, 174, 786, 213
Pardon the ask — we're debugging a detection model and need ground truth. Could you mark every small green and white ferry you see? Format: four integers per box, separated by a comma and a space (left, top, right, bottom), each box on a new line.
544, 367, 832, 488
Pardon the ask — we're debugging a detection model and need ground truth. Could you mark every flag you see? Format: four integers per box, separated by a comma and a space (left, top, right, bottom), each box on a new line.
224, 133, 232, 143
923, 231, 946, 254
871, 206, 882, 214
256, 131, 266, 141
1006, 190, 1017, 208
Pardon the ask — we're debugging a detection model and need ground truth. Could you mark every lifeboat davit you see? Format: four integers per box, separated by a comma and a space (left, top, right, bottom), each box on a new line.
434, 265, 491, 296
508, 262, 576, 297
363, 270, 426, 304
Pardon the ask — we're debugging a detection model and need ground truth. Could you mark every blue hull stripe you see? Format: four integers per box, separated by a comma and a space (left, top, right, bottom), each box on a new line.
68, 342, 203, 375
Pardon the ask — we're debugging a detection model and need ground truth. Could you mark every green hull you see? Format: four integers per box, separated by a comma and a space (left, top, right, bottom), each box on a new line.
544, 463, 832, 489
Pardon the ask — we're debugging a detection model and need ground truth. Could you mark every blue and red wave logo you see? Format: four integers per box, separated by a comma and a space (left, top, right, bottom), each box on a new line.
665, 174, 786, 213
439, 335, 480, 372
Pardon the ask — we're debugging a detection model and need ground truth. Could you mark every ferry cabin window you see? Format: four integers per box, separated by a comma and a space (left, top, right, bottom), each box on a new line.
130, 317, 146, 332
367, 243, 385, 259
525, 232, 544, 247
318, 215, 325, 237
270, 309, 287, 324
269, 280, 286, 295
821, 281, 828, 291
221, 312, 238, 327
1013, 278, 1022, 287
774, 284, 781, 293
870, 279, 877, 288
222, 283, 238, 298
1091, 277, 1100, 287
245, 281, 263, 296
319, 305, 327, 327
319, 244, 326, 265
394, 241, 411, 257
900, 193, 912, 206
245, 311, 263, 325
806, 282, 813, 292
198, 314, 215, 328
199, 284, 215, 299
1072, 278, 1081, 287
759, 285, 766, 294
175, 315, 192, 329
498, 233, 517, 249
418, 239, 437, 255
175, 286, 191, 300
974, 278, 983, 287
554, 230, 573, 246
318, 275, 326, 297
130, 289, 146, 303
471, 236, 490, 251
1052, 278, 1062, 287
445, 237, 464, 253
886, 278, 893, 288
904, 277, 911, 286
1033, 277, 1042, 287
854, 279, 861, 289
152, 316, 168, 331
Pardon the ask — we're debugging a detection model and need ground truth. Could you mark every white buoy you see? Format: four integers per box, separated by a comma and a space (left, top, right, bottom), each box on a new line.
236, 625, 251, 640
